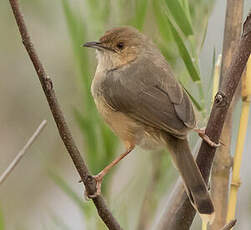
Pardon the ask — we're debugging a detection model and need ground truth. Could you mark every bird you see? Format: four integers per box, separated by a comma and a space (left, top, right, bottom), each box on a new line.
84, 26, 216, 222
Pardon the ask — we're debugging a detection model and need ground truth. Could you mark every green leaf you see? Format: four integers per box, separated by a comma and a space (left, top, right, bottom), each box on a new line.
183, 87, 203, 111
153, 0, 178, 64
179, 0, 192, 25
165, 0, 193, 36
166, 17, 200, 82
199, 18, 209, 51
153, 0, 173, 42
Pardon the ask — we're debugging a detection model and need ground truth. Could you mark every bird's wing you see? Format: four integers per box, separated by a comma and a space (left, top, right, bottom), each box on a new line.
100, 57, 196, 138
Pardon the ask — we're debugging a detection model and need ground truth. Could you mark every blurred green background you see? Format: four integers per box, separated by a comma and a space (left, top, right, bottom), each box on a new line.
0, 0, 251, 229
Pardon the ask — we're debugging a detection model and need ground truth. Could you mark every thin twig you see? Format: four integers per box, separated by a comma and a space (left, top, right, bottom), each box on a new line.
220, 219, 237, 230
157, 12, 251, 230
0, 120, 47, 185
8, 0, 122, 229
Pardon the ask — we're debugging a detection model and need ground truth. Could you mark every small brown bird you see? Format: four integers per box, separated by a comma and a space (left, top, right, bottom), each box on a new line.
84, 26, 216, 222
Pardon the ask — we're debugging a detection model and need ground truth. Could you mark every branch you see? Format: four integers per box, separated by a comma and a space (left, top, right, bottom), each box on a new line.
0, 120, 47, 185
8, 0, 122, 229
210, 1, 243, 229
220, 219, 237, 230
157, 12, 251, 230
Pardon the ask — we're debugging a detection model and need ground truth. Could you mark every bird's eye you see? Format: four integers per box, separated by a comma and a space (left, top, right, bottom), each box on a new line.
116, 42, 124, 50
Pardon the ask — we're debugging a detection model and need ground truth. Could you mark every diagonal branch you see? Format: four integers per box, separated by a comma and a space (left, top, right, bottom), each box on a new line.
210, 1, 243, 229
220, 219, 237, 230
0, 120, 47, 185
8, 0, 122, 229
157, 12, 251, 230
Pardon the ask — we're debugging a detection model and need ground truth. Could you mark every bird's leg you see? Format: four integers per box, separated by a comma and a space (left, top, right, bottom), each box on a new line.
194, 128, 220, 147
88, 144, 135, 198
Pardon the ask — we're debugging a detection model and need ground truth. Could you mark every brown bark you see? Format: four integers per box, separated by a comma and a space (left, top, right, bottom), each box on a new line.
210, 2, 244, 229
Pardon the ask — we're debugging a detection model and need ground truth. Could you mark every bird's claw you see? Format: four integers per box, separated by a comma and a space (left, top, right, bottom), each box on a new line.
194, 128, 220, 147
85, 173, 104, 199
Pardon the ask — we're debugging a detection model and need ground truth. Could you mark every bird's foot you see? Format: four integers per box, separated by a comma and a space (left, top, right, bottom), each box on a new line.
194, 128, 220, 147
86, 172, 104, 199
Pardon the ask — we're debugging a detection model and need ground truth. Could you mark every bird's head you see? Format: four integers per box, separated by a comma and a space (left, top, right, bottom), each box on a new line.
83, 26, 150, 70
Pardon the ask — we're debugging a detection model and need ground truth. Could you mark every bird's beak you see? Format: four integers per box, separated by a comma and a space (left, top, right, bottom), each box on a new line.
83, 41, 115, 52
83, 41, 102, 49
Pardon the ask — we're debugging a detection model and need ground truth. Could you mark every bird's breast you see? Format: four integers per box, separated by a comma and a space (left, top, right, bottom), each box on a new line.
93, 94, 145, 147
91, 70, 167, 150
91, 72, 141, 146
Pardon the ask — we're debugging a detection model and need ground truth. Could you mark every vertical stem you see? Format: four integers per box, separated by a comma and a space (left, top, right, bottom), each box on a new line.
202, 221, 207, 230
209, 1, 243, 229
197, 81, 206, 117
212, 55, 222, 103
226, 101, 249, 220
227, 56, 251, 221
202, 54, 221, 230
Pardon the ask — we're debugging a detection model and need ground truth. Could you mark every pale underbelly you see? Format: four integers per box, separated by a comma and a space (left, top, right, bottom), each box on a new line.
94, 96, 166, 150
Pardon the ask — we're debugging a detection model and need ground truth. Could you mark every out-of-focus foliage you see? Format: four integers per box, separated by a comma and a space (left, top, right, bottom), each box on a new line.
49, 171, 92, 218
0, 207, 4, 230
154, 0, 216, 115
165, 0, 194, 36
50, 214, 71, 230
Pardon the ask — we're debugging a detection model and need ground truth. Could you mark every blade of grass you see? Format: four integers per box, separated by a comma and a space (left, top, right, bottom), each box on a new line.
153, 0, 173, 43
153, 0, 204, 112
85, 0, 110, 35
179, 0, 192, 25
183, 86, 203, 111
166, 16, 200, 82
61, 0, 91, 107
165, 0, 193, 36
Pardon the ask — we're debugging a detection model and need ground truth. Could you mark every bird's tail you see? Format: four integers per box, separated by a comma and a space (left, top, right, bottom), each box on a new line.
166, 136, 215, 223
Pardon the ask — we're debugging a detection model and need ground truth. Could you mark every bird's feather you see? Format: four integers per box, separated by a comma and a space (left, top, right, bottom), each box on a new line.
100, 57, 196, 138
